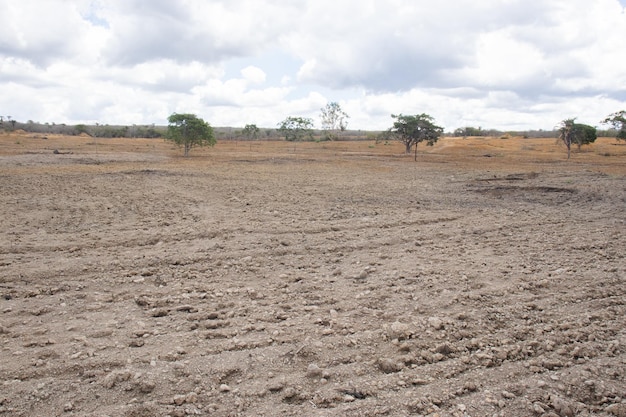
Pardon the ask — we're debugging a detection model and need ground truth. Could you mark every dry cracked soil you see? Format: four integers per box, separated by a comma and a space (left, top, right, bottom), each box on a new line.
0, 133, 625, 417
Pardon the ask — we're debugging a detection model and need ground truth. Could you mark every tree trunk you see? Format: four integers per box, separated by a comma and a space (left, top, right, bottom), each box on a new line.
405, 141, 412, 154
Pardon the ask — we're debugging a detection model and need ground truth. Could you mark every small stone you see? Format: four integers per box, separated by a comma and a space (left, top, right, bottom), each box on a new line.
268, 382, 285, 393
435, 343, 455, 355
552, 397, 574, 417
377, 358, 403, 373
606, 403, 626, 417
219, 384, 231, 392
428, 317, 444, 330
283, 387, 297, 399
463, 381, 478, 392
501, 390, 515, 399
63, 402, 74, 412
542, 358, 563, 370
136, 380, 155, 393
388, 321, 411, 340
532, 402, 547, 414
129, 339, 144, 348
306, 363, 323, 378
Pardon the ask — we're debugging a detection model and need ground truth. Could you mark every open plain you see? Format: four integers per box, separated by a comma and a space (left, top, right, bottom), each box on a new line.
0, 132, 625, 417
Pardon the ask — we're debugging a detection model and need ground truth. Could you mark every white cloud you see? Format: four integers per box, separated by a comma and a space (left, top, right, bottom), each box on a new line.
241, 66, 266, 84
0, 0, 625, 131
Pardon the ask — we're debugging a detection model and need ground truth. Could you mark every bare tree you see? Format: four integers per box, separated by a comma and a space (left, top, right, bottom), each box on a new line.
320, 102, 349, 141
558, 118, 575, 159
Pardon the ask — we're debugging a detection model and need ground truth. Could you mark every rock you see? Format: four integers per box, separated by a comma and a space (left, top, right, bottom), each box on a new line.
306, 363, 323, 378
135, 380, 155, 393
542, 358, 563, 370
283, 387, 297, 399
501, 390, 515, 399
377, 358, 404, 373
551, 396, 574, 417
387, 321, 411, 340
103, 370, 132, 389
268, 381, 285, 393
219, 384, 231, 392
532, 401, 548, 414
173, 394, 187, 405
356, 270, 368, 280
463, 381, 478, 392
606, 403, 626, 417
129, 339, 144, 347
428, 317, 444, 330
435, 343, 455, 355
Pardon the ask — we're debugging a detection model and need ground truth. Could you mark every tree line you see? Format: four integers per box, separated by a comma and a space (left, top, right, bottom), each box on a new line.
2, 107, 625, 158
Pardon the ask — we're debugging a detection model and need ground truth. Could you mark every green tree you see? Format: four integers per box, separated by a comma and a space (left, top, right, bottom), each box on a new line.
558, 118, 597, 158
242, 124, 260, 141
571, 123, 597, 150
277, 116, 314, 142
389, 113, 443, 160
166, 113, 216, 157
243, 123, 260, 150
320, 102, 349, 140
601, 110, 626, 142
75, 124, 89, 136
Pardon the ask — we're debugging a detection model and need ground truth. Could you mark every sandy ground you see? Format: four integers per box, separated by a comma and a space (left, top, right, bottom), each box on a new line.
0, 132, 625, 417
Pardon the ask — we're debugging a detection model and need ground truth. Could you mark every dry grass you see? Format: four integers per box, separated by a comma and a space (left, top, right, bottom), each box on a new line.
1, 131, 624, 175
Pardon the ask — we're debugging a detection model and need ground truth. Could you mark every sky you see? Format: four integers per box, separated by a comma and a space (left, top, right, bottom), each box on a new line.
1, 0, 625, 132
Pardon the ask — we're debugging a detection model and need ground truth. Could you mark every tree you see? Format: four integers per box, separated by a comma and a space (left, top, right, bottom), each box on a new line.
557, 118, 596, 158
320, 102, 349, 140
243, 123, 260, 150
601, 110, 626, 142
166, 113, 216, 157
571, 123, 597, 150
389, 113, 443, 160
277, 116, 314, 142
558, 118, 576, 159
242, 124, 260, 140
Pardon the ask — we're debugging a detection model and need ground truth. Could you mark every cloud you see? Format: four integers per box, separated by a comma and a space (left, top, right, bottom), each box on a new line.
0, 0, 624, 131
0, 0, 95, 67
241, 66, 266, 84
99, 0, 298, 66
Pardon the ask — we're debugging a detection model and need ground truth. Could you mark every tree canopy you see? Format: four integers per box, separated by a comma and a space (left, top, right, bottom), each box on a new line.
571, 123, 597, 150
558, 118, 597, 159
602, 110, 626, 141
166, 113, 215, 157
277, 116, 314, 142
389, 113, 443, 159
242, 124, 260, 141
320, 102, 349, 140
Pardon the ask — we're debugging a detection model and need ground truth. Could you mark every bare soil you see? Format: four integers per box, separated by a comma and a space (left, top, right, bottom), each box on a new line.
1, 132, 625, 417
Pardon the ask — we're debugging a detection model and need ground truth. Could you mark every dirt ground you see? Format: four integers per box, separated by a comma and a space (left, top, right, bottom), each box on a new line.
0, 132, 625, 417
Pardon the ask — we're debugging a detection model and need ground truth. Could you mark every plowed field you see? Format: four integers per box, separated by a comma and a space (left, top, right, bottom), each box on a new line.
1, 132, 625, 416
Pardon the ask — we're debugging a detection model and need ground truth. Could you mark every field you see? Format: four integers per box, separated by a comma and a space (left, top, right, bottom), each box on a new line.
0, 132, 625, 417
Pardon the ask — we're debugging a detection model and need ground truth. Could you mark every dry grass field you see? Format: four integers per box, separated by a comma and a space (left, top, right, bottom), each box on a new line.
1, 131, 625, 417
